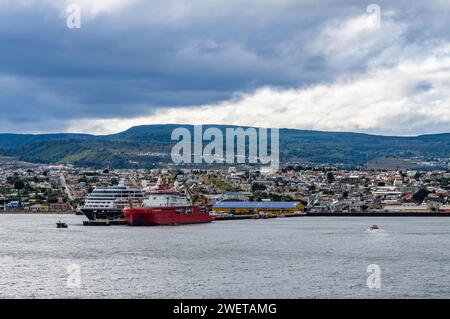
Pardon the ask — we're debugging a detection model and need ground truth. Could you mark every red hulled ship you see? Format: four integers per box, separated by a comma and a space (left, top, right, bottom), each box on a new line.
124, 189, 214, 226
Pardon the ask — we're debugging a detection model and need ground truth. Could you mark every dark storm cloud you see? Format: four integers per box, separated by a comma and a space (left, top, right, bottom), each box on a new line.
0, 0, 449, 133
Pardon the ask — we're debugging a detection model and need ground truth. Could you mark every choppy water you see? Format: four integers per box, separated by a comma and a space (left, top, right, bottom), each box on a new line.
1, 214, 450, 298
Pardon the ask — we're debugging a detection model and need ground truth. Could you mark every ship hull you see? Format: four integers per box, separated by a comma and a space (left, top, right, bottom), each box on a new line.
80, 208, 124, 221
124, 206, 214, 226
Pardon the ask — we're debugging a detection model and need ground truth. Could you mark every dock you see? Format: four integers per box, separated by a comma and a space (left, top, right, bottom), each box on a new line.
305, 212, 450, 217
82, 219, 127, 226
213, 213, 305, 221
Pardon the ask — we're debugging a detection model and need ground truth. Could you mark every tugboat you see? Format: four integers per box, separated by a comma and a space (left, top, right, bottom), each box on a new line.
124, 189, 213, 226
56, 221, 68, 228
369, 224, 380, 231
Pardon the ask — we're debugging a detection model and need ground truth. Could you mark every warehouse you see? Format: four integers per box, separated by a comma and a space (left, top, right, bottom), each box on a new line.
212, 201, 304, 216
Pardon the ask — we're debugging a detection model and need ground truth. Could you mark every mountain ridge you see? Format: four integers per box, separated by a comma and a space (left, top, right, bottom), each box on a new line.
0, 124, 449, 169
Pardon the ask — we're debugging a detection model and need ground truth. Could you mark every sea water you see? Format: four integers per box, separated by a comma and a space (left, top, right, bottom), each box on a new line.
1, 214, 449, 298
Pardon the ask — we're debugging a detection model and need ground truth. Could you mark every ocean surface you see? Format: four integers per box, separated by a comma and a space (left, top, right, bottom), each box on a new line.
1, 214, 450, 299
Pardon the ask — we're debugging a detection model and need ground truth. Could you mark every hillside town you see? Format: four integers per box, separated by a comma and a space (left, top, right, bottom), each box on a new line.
1, 156, 449, 215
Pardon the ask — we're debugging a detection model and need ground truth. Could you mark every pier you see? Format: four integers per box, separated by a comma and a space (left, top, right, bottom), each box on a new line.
213, 212, 306, 221
82, 220, 127, 226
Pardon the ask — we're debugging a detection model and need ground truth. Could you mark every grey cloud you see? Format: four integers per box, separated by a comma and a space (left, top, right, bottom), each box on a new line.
0, 0, 449, 133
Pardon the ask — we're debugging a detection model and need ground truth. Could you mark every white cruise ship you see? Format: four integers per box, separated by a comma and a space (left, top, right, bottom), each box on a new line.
80, 180, 144, 220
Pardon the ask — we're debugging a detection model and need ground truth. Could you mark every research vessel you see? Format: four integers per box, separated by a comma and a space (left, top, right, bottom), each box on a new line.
124, 189, 214, 226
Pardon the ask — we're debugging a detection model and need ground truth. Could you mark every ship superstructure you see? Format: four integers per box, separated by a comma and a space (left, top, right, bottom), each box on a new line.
80, 180, 143, 220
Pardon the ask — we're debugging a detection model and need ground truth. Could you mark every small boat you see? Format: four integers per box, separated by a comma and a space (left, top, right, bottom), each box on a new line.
369, 224, 379, 230
56, 221, 68, 228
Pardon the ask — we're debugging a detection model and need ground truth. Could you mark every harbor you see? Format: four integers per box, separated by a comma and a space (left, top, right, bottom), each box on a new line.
1, 164, 448, 226
1, 0, 450, 303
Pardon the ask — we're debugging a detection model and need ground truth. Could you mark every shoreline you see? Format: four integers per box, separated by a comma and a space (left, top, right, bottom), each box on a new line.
0, 211, 75, 215
305, 212, 450, 217
2, 212, 450, 218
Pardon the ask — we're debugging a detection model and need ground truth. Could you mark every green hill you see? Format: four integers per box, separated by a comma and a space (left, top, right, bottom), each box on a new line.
0, 125, 448, 169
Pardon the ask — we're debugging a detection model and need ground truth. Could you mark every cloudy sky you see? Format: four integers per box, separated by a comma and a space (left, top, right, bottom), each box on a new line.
0, 0, 449, 135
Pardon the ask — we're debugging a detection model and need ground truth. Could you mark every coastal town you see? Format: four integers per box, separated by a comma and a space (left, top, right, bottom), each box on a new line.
1, 156, 449, 216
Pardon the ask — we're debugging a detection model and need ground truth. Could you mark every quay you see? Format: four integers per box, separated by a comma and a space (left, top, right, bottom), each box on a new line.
82, 219, 127, 226
213, 212, 305, 221
305, 212, 450, 217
